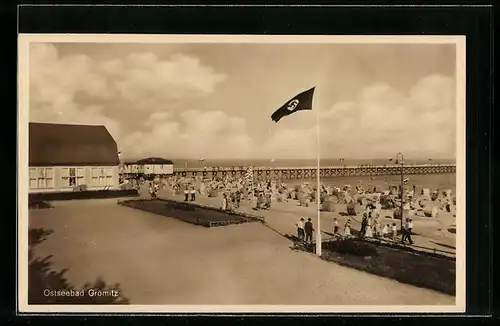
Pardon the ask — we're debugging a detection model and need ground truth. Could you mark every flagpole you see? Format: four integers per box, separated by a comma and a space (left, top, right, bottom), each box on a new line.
315, 85, 322, 257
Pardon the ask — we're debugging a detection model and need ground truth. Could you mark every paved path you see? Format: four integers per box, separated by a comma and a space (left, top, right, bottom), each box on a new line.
29, 198, 454, 306
154, 187, 456, 257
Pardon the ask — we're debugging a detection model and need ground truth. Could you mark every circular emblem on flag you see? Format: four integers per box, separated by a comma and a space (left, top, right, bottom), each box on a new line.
286, 99, 300, 111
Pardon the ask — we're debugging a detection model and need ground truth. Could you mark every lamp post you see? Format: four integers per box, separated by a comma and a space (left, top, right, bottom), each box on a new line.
117, 151, 123, 181
396, 152, 404, 233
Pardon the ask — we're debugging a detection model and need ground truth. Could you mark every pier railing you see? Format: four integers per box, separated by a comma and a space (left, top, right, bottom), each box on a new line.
164, 164, 456, 180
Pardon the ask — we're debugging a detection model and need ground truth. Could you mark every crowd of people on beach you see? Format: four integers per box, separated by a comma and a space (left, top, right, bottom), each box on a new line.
123, 167, 455, 248
294, 202, 416, 245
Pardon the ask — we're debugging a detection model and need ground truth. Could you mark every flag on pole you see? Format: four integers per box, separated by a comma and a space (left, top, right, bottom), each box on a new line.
271, 87, 315, 123
270, 85, 321, 256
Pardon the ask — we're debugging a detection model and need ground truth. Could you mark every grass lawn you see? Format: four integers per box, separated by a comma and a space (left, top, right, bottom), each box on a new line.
319, 238, 455, 295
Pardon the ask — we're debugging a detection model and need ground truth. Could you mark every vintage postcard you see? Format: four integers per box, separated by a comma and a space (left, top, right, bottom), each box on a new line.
18, 34, 466, 314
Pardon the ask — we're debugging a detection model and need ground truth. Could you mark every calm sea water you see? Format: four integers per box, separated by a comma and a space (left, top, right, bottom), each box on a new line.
284, 174, 457, 193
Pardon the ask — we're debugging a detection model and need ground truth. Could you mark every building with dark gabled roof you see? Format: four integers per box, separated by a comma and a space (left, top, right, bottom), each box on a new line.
136, 157, 174, 165
29, 122, 120, 193
121, 157, 174, 176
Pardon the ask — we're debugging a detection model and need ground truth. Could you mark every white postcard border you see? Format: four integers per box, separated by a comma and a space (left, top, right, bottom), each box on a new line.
17, 34, 466, 314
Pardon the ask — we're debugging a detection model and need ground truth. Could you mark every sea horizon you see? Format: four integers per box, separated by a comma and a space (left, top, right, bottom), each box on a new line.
121, 157, 456, 167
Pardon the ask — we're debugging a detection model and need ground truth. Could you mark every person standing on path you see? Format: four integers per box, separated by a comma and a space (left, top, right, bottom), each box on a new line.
296, 218, 305, 242
304, 218, 314, 243
190, 187, 196, 202
344, 219, 352, 237
149, 182, 155, 199
401, 218, 409, 244
360, 214, 368, 238
382, 224, 389, 238
373, 216, 381, 238
406, 219, 414, 244
408, 205, 415, 220
236, 190, 241, 208
402, 218, 414, 244
221, 193, 228, 211
365, 216, 373, 238
333, 218, 340, 236
391, 222, 398, 241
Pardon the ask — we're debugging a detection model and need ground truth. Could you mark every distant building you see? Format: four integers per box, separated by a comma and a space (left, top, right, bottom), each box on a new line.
120, 157, 174, 178
121, 160, 143, 174
29, 122, 120, 193
137, 157, 174, 176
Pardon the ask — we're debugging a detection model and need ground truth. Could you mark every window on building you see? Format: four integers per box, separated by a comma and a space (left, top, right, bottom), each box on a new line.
91, 168, 105, 186
105, 168, 114, 186
69, 167, 76, 186
99, 169, 106, 185
29, 167, 54, 189
29, 168, 38, 189
91, 168, 99, 186
61, 168, 69, 187
77, 168, 85, 185
61, 167, 85, 187
90, 167, 114, 186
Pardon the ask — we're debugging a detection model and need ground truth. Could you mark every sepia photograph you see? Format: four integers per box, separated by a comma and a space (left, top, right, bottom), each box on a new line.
18, 34, 465, 313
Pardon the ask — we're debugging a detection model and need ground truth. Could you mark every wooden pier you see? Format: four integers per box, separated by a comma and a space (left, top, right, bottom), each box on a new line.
168, 164, 456, 181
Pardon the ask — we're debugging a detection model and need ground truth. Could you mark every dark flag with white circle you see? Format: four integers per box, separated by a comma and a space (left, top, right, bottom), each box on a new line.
271, 87, 315, 123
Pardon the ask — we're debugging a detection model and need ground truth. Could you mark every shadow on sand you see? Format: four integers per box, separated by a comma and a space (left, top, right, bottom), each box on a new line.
430, 240, 456, 250
28, 228, 130, 304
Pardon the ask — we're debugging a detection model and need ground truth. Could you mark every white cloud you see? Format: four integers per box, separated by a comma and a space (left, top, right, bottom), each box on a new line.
29, 43, 227, 145
250, 74, 456, 159
121, 110, 256, 159
113, 53, 227, 102
317, 74, 456, 158
29, 43, 456, 161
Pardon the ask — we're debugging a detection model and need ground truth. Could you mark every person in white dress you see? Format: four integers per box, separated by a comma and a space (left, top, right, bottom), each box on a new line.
333, 218, 340, 236
365, 222, 373, 238
200, 182, 206, 197
391, 223, 398, 241
344, 220, 352, 237
221, 193, 228, 211
375, 201, 382, 217
382, 224, 389, 238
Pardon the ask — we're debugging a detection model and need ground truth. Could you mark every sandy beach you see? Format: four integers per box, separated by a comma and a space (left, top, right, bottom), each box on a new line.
29, 198, 454, 305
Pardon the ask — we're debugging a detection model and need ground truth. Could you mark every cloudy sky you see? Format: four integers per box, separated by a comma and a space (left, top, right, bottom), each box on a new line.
29, 41, 457, 160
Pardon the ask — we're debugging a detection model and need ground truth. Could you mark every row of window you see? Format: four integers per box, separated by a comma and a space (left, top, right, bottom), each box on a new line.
29, 167, 115, 189
122, 165, 172, 173
124, 164, 169, 168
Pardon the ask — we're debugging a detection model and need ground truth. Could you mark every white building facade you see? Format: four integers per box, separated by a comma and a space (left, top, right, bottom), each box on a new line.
29, 123, 121, 193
